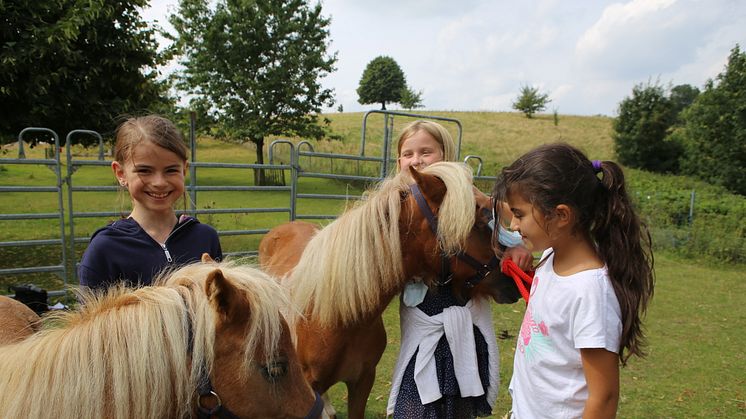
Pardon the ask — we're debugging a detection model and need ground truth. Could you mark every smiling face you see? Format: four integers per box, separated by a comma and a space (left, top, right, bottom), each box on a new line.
112, 140, 187, 217
506, 190, 552, 253
397, 130, 446, 172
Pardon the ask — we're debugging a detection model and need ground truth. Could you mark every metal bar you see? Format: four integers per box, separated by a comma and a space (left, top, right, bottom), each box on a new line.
297, 172, 380, 182
463, 155, 485, 176
190, 162, 288, 170
0, 213, 63, 220
70, 186, 119, 192
296, 193, 361, 200
295, 214, 337, 220
15, 128, 69, 288
188, 185, 290, 192
0, 239, 63, 247
0, 266, 64, 275
218, 229, 270, 236
0, 186, 59, 192
67, 160, 110, 167
297, 150, 382, 162
0, 158, 57, 165
190, 111, 197, 215
188, 208, 290, 215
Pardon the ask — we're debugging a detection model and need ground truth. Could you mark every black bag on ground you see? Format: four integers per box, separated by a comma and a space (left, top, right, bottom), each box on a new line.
10, 284, 49, 315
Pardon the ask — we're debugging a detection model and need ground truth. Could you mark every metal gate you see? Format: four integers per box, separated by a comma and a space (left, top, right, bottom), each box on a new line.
1, 110, 494, 298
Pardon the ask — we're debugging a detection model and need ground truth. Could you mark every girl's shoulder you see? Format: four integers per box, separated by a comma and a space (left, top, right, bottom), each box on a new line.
174, 215, 219, 237
90, 217, 140, 240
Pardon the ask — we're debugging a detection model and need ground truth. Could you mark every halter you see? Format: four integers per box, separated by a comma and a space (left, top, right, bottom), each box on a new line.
181, 292, 324, 419
409, 184, 500, 289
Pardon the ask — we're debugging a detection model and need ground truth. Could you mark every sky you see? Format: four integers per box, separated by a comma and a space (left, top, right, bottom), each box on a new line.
143, 0, 746, 116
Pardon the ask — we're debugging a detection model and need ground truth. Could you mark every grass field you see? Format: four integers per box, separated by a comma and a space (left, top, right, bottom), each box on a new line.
323, 252, 746, 418
1, 111, 744, 417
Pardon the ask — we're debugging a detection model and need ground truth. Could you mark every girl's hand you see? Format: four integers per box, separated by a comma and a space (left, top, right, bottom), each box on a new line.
503, 246, 533, 271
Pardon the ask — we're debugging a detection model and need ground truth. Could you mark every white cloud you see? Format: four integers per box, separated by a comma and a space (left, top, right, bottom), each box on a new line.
575, 0, 739, 78
145, 0, 746, 116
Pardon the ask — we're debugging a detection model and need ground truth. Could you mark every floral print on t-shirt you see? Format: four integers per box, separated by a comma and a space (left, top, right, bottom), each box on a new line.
516, 275, 553, 364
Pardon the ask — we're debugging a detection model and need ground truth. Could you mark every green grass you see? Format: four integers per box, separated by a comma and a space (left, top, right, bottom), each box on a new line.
2, 112, 744, 417
324, 252, 746, 418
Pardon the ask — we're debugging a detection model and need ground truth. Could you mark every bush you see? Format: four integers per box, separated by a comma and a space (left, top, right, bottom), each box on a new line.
626, 168, 746, 263
512, 85, 550, 118
613, 82, 682, 173
677, 45, 746, 195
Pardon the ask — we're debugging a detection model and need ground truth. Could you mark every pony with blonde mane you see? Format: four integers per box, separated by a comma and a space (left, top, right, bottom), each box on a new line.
0, 259, 323, 419
260, 162, 519, 418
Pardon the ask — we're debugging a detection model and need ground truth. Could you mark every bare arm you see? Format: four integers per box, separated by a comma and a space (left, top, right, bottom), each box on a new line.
581, 348, 619, 419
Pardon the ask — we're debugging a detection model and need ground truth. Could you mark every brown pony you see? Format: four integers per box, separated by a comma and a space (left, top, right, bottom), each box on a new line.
0, 295, 41, 345
259, 162, 519, 418
0, 259, 323, 419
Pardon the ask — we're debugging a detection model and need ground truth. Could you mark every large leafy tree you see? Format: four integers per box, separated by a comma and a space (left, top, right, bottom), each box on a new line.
676, 45, 746, 195
512, 85, 550, 119
613, 82, 681, 173
169, 0, 337, 176
357, 56, 407, 110
0, 0, 169, 145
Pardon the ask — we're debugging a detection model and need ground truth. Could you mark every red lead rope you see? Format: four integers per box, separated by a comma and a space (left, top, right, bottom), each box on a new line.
501, 258, 534, 305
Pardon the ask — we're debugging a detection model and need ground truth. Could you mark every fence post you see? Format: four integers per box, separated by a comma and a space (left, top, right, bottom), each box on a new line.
189, 112, 198, 215
688, 189, 696, 225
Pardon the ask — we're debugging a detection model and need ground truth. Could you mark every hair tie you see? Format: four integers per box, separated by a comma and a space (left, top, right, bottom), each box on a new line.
591, 160, 602, 173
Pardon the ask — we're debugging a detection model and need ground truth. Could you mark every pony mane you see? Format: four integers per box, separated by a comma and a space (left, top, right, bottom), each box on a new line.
0, 260, 290, 419
290, 161, 475, 327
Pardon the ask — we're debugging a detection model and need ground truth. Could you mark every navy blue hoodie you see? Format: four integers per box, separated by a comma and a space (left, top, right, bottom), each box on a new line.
78, 215, 222, 290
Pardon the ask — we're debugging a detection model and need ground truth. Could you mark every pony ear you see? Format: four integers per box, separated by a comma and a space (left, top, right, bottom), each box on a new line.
205, 269, 248, 324
201, 253, 215, 263
410, 166, 447, 205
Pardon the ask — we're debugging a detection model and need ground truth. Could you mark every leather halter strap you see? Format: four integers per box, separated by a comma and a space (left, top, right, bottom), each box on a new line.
409, 184, 499, 288
182, 291, 324, 419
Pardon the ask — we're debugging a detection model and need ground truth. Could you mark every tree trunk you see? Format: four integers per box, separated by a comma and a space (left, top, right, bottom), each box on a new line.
254, 137, 266, 186
381, 102, 386, 110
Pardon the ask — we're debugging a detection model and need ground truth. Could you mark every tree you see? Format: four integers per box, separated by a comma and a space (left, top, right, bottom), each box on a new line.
357, 56, 406, 110
669, 84, 700, 119
677, 45, 746, 195
399, 87, 424, 110
512, 85, 550, 118
613, 81, 681, 173
0, 0, 170, 145
170, 0, 337, 182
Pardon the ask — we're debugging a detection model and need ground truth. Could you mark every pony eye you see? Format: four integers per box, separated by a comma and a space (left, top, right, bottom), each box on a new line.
261, 361, 288, 382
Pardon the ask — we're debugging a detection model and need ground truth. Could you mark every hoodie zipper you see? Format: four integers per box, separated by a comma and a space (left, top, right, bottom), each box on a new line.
161, 244, 173, 263
160, 217, 195, 263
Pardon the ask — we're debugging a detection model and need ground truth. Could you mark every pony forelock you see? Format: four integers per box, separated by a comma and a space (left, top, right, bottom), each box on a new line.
420, 162, 476, 255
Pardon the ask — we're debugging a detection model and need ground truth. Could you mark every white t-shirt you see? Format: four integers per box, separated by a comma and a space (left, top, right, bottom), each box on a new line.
509, 250, 622, 419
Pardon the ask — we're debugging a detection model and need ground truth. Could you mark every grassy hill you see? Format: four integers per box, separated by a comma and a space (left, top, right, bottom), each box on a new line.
316, 111, 614, 171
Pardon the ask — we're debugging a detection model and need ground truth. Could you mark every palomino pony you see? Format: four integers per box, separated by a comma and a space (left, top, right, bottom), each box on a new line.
0, 295, 41, 345
259, 162, 519, 418
0, 259, 324, 419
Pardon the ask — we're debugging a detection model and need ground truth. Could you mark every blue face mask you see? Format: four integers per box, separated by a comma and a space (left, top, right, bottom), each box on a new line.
403, 277, 428, 307
487, 218, 524, 248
